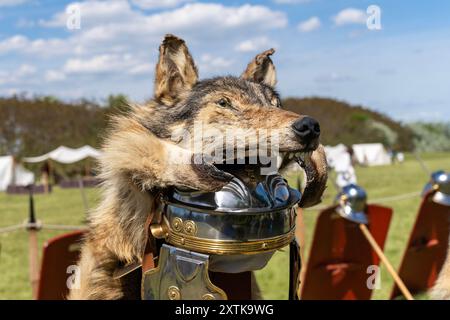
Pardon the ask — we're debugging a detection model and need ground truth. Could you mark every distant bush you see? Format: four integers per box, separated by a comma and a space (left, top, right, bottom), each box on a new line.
408, 122, 450, 152
0, 96, 108, 157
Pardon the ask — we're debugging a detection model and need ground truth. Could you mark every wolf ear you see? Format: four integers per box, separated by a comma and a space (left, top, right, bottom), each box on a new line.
154, 34, 198, 106
241, 48, 277, 87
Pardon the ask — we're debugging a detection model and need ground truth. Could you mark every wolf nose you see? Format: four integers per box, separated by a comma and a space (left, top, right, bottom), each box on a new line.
292, 116, 320, 144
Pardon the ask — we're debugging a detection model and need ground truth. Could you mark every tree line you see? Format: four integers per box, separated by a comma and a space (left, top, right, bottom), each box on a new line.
1, 94, 448, 161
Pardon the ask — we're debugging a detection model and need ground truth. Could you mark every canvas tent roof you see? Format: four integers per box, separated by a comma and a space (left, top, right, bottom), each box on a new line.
352, 143, 391, 166
0, 156, 35, 191
23, 145, 101, 164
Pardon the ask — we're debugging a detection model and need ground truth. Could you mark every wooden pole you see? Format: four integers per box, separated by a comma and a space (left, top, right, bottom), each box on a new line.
295, 207, 307, 297
359, 223, 414, 300
78, 175, 89, 213
42, 160, 50, 194
11, 156, 16, 186
42, 172, 49, 194
47, 160, 53, 194
27, 188, 40, 299
295, 208, 306, 276
28, 229, 39, 299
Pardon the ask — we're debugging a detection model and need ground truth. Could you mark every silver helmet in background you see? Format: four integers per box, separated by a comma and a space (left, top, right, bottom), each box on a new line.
422, 170, 450, 206
335, 183, 369, 224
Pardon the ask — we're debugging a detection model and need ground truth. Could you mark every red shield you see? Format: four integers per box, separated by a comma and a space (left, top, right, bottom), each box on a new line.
300, 204, 392, 300
390, 191, 450, 299
37, 231, 85, 300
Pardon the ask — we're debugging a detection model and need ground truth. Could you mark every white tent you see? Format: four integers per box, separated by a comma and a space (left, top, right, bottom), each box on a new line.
0, 156, 35, 191
352, 143, 391, 166
23, 145, 102, 164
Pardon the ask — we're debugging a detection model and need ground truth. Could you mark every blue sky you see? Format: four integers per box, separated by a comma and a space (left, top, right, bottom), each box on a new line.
0, 0, 449, 122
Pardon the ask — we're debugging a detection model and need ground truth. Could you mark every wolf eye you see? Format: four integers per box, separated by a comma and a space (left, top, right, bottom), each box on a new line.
217, 98, 231, 108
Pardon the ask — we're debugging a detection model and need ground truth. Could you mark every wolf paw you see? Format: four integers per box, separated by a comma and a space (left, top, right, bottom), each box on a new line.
191, 155, 234, 192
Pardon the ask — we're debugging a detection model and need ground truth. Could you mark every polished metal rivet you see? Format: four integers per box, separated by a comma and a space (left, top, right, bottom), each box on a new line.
202, 293, 215, 300
184, 220, 197, 236
172, 217, 183, 232
167, 286, 181, 300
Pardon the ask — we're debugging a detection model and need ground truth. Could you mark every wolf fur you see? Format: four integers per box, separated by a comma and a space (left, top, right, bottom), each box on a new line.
69, 34, 327, 300
430, 248, 450, 299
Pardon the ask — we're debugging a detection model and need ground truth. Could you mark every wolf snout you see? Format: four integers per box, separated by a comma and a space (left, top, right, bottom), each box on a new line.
292, 116, 321, 146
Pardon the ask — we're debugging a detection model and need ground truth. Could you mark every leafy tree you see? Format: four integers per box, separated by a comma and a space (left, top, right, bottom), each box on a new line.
369, 120, 398, 148
1, 95, 442, 179
408, 122, 450, 152
106, 94, 130, 114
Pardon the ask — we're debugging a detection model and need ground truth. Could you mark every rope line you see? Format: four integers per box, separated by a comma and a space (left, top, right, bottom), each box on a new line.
0, 224, 25, 234
0, 191, 423, 232
371, 191, 421, 203
41, 224, 87, 231
0, 223, 87, 234
305, 190, 421, 211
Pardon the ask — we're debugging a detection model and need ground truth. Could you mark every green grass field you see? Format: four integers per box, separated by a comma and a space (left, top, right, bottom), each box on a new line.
0, 152, 449, 300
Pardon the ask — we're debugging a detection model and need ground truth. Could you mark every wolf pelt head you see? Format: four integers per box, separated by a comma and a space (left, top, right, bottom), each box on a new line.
99, 34, 327, 209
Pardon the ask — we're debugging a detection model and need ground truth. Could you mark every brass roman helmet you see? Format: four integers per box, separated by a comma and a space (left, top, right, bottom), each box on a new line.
142, 173, 302, 300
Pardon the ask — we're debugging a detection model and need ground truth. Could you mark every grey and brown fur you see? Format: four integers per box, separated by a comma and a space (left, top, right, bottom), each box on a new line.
69, 34, 327, 300
431, 248, 450, 299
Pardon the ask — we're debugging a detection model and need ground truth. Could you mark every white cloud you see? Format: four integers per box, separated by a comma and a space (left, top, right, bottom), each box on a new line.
235, 37, 274, 52
16, 64, 36, 77
0, 1, 288, 100
40, 0, 137, 28
0, 35, 70, 56
62, 53, 153, 77
297, 16, 321, 32
40, 2, 287, 31
0, 0, 29, 7
273, 0, 311, 4
131, 0, 193, 10
128, 63, 154, 75
0, 71, 9, 86
0, 35, 28, 54
315, 72, 355, 83
139, 2, 287, 31
200, 54, 233, 72
0, 88, 22, 96
0, 64, 36, 85
333, 8, 366, 26
27, 2, 287, 59
45, 70, 66, 82
63, 54, 135, 74
16, 18, 35, 28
